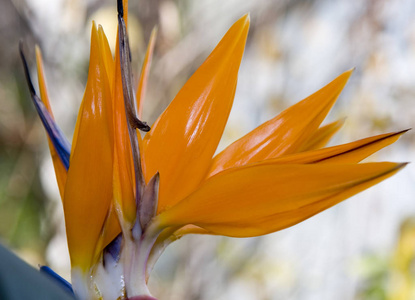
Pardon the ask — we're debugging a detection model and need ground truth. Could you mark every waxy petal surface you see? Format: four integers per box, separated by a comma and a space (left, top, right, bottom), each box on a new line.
158, 162, 405, 237
35, 47, 68, 199
63, 24, 114, 270
209, 70, 353, 176
95, 25, 122, 248
98, 26, 115, 94
143, 15, 250, 212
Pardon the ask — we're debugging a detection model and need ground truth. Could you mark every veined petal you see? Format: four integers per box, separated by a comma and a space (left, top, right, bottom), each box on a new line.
264, 130, 407, 165
208, 70, 353, 176
158, 162, 406, 237
136, 27, 157, 119
299, 118, 345, 151
35, 46, 68, 199
63, 23, 114, 270
143, 15, 250, 212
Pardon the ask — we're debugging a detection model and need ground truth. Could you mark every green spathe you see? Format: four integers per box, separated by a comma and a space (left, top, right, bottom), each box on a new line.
0, 244, 74, 300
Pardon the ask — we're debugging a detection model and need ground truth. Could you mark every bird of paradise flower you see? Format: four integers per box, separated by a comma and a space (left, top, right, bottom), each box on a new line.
19, 0, 407, 299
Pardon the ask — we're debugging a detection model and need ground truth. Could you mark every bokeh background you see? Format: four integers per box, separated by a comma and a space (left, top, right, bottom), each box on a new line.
1, 0, 415, 299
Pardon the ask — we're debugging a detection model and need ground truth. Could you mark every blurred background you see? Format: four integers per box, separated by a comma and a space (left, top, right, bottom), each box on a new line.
1, 0, 415, 299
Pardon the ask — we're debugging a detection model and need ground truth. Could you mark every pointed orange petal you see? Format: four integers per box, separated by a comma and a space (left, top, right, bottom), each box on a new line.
158, 162, 405, 237
70, 101, 84, 162
35, 46, 68, 200
298, 118, 345, 151
63, 23, 114, 270
143, 15, 250, 212
136, 27, 157, 118
265, 130, 407, 165
123, 0, 129, 25
35, 46, 53, 115
95, 24, 123, 250
205, 163, 403, 236
113, 145, 135, 225
98, 26, 115, 94
209, 70, 353, 176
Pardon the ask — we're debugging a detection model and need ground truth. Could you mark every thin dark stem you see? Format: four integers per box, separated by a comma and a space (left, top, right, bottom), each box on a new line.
117, 5, 150, 236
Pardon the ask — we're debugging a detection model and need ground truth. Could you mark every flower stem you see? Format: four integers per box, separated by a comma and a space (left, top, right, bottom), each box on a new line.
125, 222, 162, 299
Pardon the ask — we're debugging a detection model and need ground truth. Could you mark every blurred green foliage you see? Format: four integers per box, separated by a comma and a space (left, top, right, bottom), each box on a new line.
357, 218, 415, 300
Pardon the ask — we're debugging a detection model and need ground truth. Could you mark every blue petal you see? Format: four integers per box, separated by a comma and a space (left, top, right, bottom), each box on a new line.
39, 266, 74, 296
32, 94, 71, 170
104, 233, 123, 265
20, 43, 71, 170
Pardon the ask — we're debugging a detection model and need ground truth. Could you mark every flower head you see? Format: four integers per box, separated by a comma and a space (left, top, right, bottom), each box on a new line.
21, 0, 406, 299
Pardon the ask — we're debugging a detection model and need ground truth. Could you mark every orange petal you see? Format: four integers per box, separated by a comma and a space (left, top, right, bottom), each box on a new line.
113, 147, 135, 225
136, 27, 157, 118
265, 130, 407, 165
63, 23, 114, 270
70, 101, 84, 162
208, 70, 353, 176
95, 26, 122, 248
298, 118, 345, 152
173, 225, 210, 236
35, 46, 68, 199
35, 46, 54, 115
98, 26, 115, 94
143, 15, 250, 212
123, 0, 129, 25
158, 162, 406, 237
96, 204, 121, 256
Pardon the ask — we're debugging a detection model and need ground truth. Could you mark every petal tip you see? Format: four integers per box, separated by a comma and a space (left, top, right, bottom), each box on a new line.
342, 68, 354, 80
151, 25, 159, 36
397, 162, 409, 169
91, 20, 98, 30
240, 13, 250, 28
338, 117, 347, 124
232, 13, 250, 34
388, 128, 411, 140
35, 44, 41, 55
388, 162, 409, 175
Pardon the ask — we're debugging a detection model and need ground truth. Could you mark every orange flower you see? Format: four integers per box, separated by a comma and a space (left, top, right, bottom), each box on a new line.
21, 0, 406, 299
